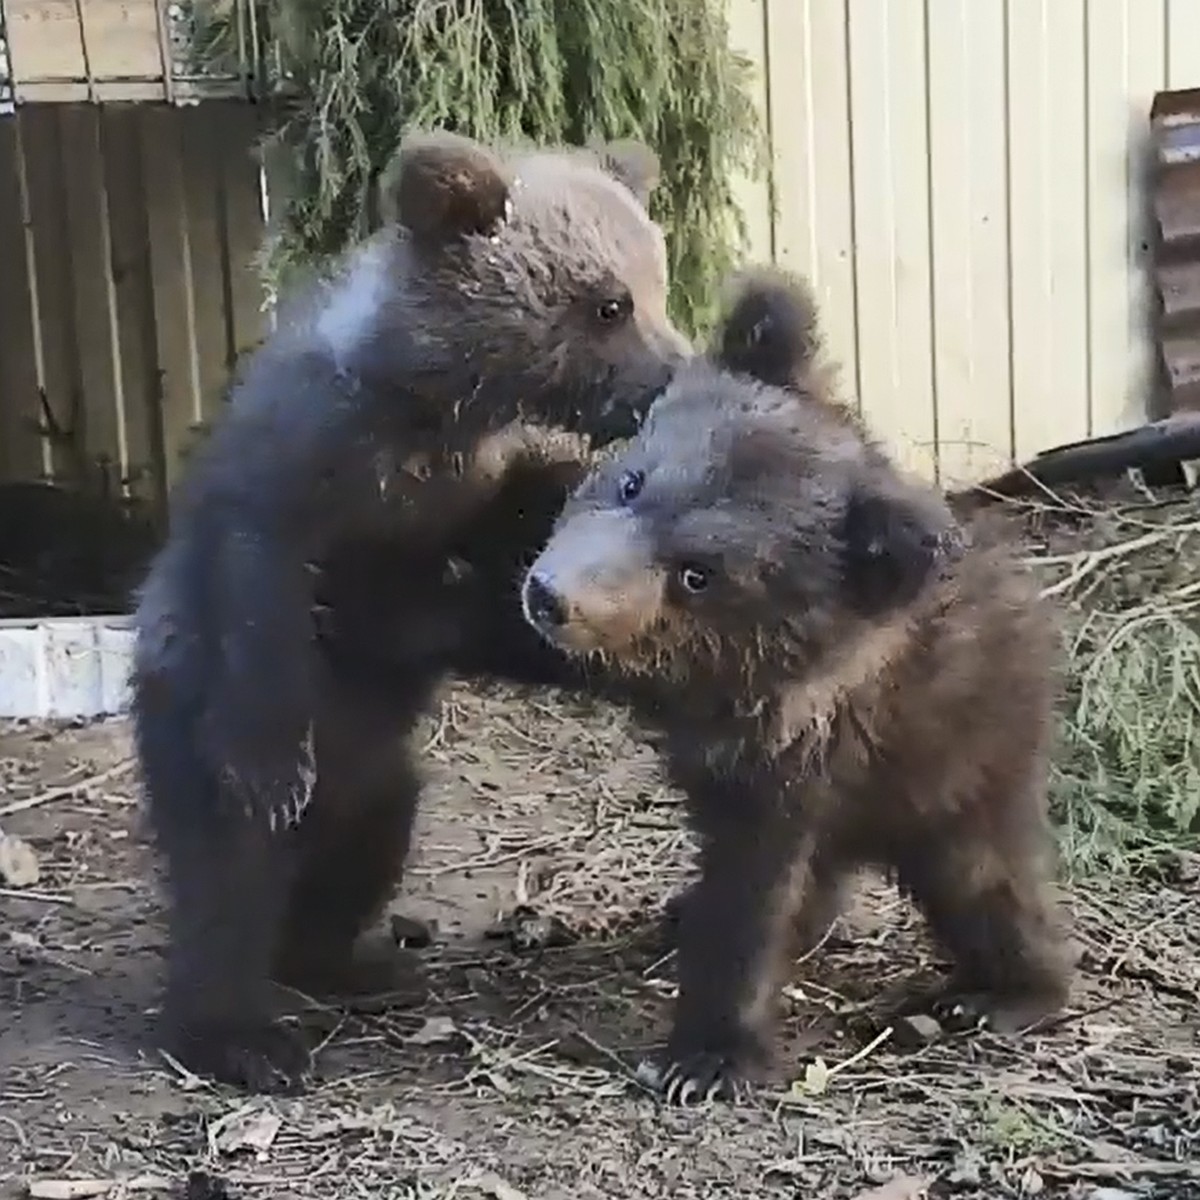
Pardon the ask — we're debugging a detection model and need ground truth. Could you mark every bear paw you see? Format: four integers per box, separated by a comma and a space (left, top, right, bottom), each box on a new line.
168, 1020, 312, 1095
931, 988, 1061, 1036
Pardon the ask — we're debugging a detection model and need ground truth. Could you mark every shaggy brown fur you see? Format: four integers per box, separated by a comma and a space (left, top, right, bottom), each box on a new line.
131, 129, 688, 1095
522, 273, 1071, 1105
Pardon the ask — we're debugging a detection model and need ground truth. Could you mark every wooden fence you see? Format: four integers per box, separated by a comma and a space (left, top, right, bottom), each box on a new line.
6, 3, 1200, 501
0, 101, 266, 509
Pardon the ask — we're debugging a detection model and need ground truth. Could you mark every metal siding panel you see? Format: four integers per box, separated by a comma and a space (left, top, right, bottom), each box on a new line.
1150, 88, 1200, 414
926, 0, 1013, 488
1160, 3, 1200, 411
846, 0, 938, 479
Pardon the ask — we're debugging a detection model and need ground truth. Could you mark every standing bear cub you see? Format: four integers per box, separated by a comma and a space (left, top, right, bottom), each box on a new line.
132, 129, 688, 1095
522, 273, 1071, 1104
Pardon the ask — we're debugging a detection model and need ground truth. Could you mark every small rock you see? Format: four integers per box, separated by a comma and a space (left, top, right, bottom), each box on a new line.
634, 1058, 663, 1090
1087, 1190, 1139, 1200
0, 831, 40, 887
892, 1013, 942, 1048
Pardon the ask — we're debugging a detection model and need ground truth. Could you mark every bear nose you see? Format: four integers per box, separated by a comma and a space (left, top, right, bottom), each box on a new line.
525, 573, 567, 629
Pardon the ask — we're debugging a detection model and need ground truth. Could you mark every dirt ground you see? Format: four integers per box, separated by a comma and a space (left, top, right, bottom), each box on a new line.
1, 680, 1197, 1200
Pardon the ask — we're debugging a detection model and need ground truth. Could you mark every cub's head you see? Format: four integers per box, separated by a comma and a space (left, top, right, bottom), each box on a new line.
365, 129, 690, 444
520, 273, 963, 684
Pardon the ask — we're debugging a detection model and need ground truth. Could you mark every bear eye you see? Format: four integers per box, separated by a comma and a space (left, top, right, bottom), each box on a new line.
678, 563, 711, 594
595, 295, 633, 325
617, 469, 644, 504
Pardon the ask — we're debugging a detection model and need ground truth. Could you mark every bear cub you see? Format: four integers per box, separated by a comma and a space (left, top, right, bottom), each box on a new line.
522, 272, 1071, 1105
132, 129, 688, 1095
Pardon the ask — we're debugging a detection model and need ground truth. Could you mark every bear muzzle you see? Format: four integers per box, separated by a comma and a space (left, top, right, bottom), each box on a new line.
521, 511, 665, 655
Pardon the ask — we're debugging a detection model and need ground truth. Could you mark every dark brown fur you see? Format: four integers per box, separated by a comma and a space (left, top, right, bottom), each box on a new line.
522, 273, 1071, 1104
130, 130, 688, 1094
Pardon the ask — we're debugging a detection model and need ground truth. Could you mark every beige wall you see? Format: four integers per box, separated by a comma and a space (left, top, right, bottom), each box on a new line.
731, 0, 1200, 486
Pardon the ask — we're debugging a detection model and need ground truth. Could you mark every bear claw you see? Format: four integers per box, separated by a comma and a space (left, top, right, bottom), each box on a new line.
930, 989, 1059, 1035
652, 1051, 752, 1106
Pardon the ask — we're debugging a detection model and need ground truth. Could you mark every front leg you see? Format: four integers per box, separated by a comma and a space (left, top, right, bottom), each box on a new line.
661, 811, 814, 1105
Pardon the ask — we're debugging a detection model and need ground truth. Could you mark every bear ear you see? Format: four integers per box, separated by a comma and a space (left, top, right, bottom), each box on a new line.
592, 139, 661, 208
712, 267, 822, 391
839, 478, 963, 618
378, 130, 513, 244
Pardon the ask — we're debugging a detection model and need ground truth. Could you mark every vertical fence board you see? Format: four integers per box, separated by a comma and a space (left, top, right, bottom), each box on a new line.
100, 104, 163, 506
1086, 1, 1169, 436
767, 0, 860, 411
926, 0, 1013, 488
181, 104, 236, 428
215, 104, 267, 377
20, 105, 80, 479
139, 104, 203, 490
0, 121, 46, 481
727, 0, 774, 266
845, 0, 937, 478
1006, 0, 1091, 463
1166, 0, 1200, 90
58, 105, 127, 490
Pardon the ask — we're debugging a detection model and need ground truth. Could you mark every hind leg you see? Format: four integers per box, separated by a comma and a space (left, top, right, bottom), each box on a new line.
895, 813, 1070, 1033
273, 770, 422, 1001
137, 700, 310, 1094
273, 667, 428, 1001
662, 857, 847, 959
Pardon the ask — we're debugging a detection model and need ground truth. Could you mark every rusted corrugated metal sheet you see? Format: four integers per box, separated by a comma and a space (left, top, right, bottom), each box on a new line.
1150, 87, 1200, 414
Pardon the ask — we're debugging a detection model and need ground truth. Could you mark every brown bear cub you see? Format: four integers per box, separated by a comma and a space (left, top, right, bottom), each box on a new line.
522, 272, 1071, 1104
132, 129, 688, 1095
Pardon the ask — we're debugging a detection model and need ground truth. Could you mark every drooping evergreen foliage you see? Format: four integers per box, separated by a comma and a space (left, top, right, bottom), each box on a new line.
191, 0, 764, 333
